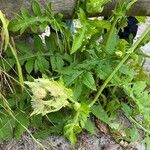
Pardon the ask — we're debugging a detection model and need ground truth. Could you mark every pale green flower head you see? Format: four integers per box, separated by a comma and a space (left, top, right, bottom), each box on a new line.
25, 78, 73, 116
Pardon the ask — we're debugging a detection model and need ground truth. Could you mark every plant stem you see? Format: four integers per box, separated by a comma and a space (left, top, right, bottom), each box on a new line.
129, 116, 150, 134
9, 43, 24, 92
19, 53, 53, 61
89, 26, 150, 107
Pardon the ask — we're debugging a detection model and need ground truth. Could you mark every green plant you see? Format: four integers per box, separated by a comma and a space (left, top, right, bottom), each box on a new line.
1, 0, 150, 149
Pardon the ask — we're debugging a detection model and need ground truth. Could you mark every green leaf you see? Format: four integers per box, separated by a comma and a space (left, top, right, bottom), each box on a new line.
50, 55, 64, 71
39, 22, 48, 32
140, 31, 150, 49
91, 105, 111, 124
63, 70, 83, 86
121, 103, 132, 117
32, 0, 42, 16
50, 55, 57, 70
104, 28, 119, 54
9, 14, 48, 34
8, 1, 50, 33
95, 60, 113, 80
78, 8, 87, 24
129, 127, 139, 142
1, 58, 15, 72
122, 81, 150, 122
14, 111, 29, 139
30, 115, 42, 128
64, 104, 90, 145
47, 111, 69, 124
64, 122, 79, 145
30, 24, 37, 33
113, 0, 137, 16
0, 114, 14, 141
132, 81, 146, 95
76, 59, 99, 70
34, 56, 49, 73
34, 126, 62, 139
34, 35, 44, 52
73, 79, 83, 100
136, 16, 147, 23
143, 136, 150, 149
86, 0, 110, 13
16, 41, 33, 55
126, 0, 138, 11
71, 25, 86, 54
88, 19, 111, 30
20, 8, 30, 19
106, 99, 120, 118
84, 118, 96, 134
25, 59, 34, 74
45, 32, 58, 54
119, 64, 134, 80
82, 71, 96, 90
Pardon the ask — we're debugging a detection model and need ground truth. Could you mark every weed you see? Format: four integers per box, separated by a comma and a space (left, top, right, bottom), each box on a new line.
0, 0, 150, 149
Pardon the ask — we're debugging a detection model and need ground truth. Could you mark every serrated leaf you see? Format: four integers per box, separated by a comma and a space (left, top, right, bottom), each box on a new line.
30, 115, 42, 128
132, 81, 146, 95
9, 15, 48, 34
64, 70, 83, 86
34, 126, 62, 139
45, 33, 58, 54
87, 0, 110, 13
82, 71, 96, 90
0, 114, 15, 141
104, 28, 119, 54
20, 8, 30, 19
2, 58, 15, 72
122, 81, 150, 122
34, 35, 44, 52
32, 0, 42, 16
25, 59, 34, 74
39, 22, 48, 32
73, 79, 83, 100
78, 8, 87, 24
84, 118, 96, 134
64, 104, 90, 145
76, 59, 99, 70
119, 64, 134, 80
71, 25, 86, 54
88, 19, 111, 30
15, 111, 29, 139
30, 24, 37, 33
64, 121, 80, 145
143, 136, 150, 149
50, 55, 57, 70
35, 56, 49, 73
50, 55, 64, 71
129, 127, 139, 142
95, 60, 113, 80
91, 105, 111, 125
121, 103, 132, 117
16, 41, 33, 55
